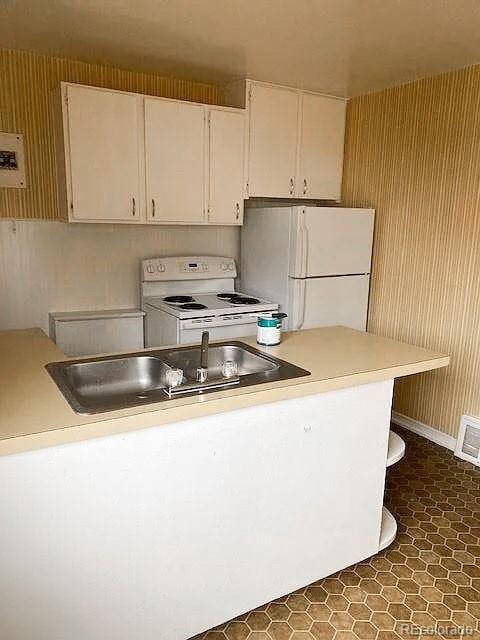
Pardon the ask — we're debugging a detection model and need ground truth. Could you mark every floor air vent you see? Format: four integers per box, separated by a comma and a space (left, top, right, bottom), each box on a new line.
455, 415, 480, 466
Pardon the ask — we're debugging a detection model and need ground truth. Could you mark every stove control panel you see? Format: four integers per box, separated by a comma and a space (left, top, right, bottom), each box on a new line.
181, 261, 209, 273
142, 256, 237, 281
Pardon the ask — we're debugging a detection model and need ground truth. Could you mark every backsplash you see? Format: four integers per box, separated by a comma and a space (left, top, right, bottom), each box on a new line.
0, 48, 223, 220
0, 219, 239, 333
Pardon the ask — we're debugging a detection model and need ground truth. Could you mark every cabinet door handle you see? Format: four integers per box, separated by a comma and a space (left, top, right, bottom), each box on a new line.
235, 202, 240, 220
289, 177, 294, 196
303, 178, 307, 195
132, 197, 136, 216
151, 198, 155, 218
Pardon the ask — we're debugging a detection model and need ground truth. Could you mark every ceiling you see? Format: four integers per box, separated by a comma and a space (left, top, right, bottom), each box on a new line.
1, 0, 480, 97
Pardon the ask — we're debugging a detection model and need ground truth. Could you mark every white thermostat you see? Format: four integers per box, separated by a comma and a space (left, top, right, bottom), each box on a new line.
0, 132, 26, 188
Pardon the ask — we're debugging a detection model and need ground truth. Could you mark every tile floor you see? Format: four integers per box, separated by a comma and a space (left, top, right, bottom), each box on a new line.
192, 428, 480, 640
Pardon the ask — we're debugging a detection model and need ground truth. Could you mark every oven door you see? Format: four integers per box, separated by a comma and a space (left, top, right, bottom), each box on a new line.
179, 314, 258, 345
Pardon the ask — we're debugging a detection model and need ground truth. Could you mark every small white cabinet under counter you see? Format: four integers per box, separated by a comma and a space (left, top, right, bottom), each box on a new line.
49, 308, 145, 356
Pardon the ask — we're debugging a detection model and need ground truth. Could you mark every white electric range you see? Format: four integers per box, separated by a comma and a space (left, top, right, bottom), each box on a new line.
141, 256, 278, 346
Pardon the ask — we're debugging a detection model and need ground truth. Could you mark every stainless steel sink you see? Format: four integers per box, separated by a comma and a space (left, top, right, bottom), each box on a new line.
46, 341, 310, 414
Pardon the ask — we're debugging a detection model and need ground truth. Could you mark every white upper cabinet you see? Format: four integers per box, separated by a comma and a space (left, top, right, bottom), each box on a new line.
298, 92, 346, 200
62, 84, 142, 223
145, 98, 205, 224
226, 80, 347, 202
56, 79, 346, 225
55, 83, 244, 226
207, 108, 245, 225
247, 83, 299, 198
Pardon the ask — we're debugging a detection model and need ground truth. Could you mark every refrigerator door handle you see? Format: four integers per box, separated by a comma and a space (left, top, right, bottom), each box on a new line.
296, 279, 307, 330
299, 208, 308, 278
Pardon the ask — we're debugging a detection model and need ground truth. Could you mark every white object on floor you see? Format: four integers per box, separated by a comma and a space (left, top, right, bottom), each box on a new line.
379, 506, 397, 551
49, 308, 145, 356
386, 430, 406, 467
0, 379, 393, 640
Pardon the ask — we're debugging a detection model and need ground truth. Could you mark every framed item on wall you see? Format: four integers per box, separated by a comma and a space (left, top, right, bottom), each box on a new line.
0, 132, 26, 188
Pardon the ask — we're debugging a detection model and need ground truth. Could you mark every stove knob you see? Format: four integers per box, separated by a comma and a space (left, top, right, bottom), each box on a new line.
221, 263, 228, 271
146, 264, 154, 274
157, 263, 165, 272
228, 263, 235, 271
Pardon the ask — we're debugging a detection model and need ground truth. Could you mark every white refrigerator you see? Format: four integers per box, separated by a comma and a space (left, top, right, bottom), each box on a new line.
240, 205, 375, 331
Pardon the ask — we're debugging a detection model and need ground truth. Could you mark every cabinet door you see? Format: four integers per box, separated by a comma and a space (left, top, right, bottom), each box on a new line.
208, 109, 245, 225
66, 85, 141, 222
247, 83, 299, 198
145, 98, 205, 224
298, 93, 346, 200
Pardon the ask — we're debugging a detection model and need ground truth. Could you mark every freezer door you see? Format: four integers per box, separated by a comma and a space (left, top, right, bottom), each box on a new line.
289, 207, 374, 278
288, 275, 370, 331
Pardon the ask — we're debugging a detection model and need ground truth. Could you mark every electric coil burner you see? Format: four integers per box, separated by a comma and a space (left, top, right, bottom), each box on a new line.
141, 256, 278, 347
230, 296, 260, 305
217, 293, 238, 300
164, 295, 194, 304
179, 303, 207, 310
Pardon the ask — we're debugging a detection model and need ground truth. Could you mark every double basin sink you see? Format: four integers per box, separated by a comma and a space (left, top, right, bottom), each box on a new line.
46, 341, 310, 414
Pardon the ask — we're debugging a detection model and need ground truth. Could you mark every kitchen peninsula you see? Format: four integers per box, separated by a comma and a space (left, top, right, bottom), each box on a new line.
0, 326, 448, 640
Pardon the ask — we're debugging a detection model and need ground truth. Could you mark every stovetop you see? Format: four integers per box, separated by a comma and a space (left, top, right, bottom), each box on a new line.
144, 291, 278, 319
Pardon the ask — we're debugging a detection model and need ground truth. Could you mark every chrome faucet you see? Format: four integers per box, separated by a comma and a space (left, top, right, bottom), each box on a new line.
196, 331, 209, 382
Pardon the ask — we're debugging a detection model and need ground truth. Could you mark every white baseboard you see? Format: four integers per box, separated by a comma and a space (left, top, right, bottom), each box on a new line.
391, 411, 456, 451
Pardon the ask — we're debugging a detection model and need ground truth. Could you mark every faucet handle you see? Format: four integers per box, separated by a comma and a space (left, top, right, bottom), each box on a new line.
222, 360, 238, 378
165, 367, 183, 388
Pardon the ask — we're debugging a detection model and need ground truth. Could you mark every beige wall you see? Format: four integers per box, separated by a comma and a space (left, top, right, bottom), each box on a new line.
342, 63, 480, 438
0, 48, 223, 220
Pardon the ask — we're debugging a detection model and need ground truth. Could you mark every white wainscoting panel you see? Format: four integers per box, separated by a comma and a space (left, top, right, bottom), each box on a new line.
0, 220, 239, 333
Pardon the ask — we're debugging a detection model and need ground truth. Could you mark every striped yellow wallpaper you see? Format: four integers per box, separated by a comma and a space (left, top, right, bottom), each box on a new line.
342, 64, 480, 439
0, 49, 222, 220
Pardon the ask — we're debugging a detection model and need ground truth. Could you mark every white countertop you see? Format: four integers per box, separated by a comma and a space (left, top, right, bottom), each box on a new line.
0, 326, 449, 456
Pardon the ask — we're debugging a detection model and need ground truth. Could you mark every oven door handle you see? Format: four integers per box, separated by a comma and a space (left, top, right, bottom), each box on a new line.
218, 314, 258, 323
181, 314, 260, 330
